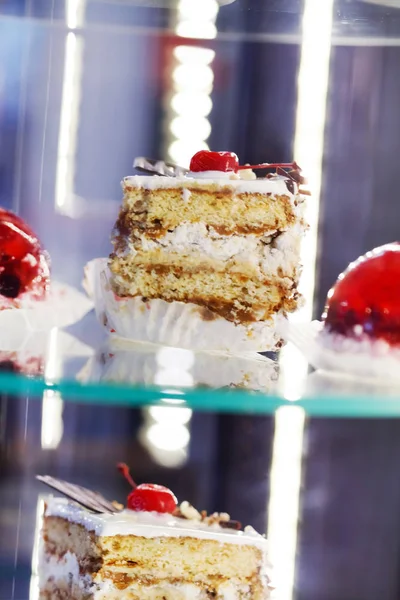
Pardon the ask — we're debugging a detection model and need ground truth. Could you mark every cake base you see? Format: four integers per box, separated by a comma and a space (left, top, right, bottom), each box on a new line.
86, 259, 284, 352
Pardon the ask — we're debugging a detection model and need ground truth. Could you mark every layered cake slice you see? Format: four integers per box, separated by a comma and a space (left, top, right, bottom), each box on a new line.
38, 468, 272, 599
107, 150, 307, 351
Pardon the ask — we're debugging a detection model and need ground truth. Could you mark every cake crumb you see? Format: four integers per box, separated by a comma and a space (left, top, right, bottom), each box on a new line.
195, 306, 218, 322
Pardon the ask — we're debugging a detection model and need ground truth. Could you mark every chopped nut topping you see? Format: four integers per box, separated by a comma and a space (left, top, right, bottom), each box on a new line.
179, 501, 202, 521
173, 500, 247, 531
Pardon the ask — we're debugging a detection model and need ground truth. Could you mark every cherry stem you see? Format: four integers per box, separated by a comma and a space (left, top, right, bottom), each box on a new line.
237, 162, 300, 171
117, 462, 137, 489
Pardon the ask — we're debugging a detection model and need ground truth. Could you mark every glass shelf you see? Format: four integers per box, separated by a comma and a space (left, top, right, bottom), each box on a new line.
1, 313, 400, 416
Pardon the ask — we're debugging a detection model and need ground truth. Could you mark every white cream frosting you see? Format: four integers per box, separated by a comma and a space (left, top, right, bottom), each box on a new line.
123, 174, 295, 198
135, 221, 303, 281
186, 170, 235, 179
186, 169, 256, 181
45, 498, 267, 548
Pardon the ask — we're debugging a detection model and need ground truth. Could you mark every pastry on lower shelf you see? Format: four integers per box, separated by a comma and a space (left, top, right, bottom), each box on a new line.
79, 338, 279, 392
38, 467, 272, 599
92, 151, 308, 352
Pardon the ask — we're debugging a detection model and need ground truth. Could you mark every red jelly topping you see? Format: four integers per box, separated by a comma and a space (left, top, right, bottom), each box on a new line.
323, 243, 400, 345
189, 150, 239, 173
0, 208, 50, 301
118, 462, 178, 514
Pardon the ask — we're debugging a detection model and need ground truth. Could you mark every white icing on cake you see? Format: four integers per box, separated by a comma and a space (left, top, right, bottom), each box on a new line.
186, 170, 235, 179
45, 497, 267, 548
123, 174, 296, 198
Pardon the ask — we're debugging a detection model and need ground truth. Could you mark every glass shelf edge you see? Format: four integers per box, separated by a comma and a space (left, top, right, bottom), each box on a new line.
2, 373, 400, 417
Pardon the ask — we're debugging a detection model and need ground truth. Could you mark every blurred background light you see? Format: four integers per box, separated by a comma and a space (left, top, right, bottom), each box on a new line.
171, 92, 213, 117
147, 406, 192, 425
165, 0, 219, 166
146, 423, 190, 451
175, 21, 217, 39
268, 407, 306, 600
168, 139, 209, 166
173, 46, 216, 65
41, 329, 64, 450
172, 64, 214, 92
55, 0, 85, 213
273, 1, 334, 598
170, 116, 212, 141
178, 0, 219, 22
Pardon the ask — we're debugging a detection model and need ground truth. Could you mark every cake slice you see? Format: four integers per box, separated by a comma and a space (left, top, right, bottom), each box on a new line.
107, 151, 307, 351
38, 469, 272, 600
39, 499, 271, 600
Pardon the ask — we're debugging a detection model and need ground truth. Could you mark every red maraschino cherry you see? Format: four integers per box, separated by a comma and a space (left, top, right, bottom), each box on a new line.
188, 150, 304, 183
117, 462, 177, 514
0, 208, 49, 300
190, 150, 239, 173
323, 243, 400, 345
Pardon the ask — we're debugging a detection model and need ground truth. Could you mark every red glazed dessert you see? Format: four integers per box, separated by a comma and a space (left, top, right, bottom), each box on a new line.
0, 208, 50, 308
322, 243, 400, 347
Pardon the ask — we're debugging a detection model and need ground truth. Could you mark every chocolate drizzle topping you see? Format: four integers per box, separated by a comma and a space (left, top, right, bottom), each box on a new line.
38, 475, 246, 531
133, 157, 188, 177
36, 475, 119, 514
133, 156, 309, 196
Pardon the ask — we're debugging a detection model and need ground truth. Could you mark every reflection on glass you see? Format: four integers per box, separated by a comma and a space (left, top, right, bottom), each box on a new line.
55, 0, 86, 214
268, 406, 305, 600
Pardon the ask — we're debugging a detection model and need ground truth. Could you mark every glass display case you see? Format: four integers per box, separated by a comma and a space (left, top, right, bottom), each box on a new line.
2, 1, 400, 599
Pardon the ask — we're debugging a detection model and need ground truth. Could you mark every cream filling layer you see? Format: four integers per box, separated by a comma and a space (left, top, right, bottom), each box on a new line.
39, 551, 92, 590
129, 221, 304, 281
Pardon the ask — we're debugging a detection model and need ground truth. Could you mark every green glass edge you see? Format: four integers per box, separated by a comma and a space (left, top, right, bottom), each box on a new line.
1, 372, 400, 416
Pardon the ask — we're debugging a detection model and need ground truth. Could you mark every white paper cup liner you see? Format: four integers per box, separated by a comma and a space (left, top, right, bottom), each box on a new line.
285, 319, 400, 382
0, 281, 93, 340
85, 258, 283, 353
79, 337, 278, 391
